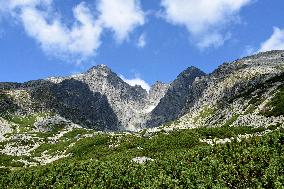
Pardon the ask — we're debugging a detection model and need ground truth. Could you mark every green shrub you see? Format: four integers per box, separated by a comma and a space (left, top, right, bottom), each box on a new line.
263, 85, 284, 117
0, 127, 283, 188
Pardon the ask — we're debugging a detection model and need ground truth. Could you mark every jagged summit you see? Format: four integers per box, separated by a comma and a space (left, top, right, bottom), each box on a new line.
87, 64, 111, 72
178, 66, 205, 76
86, 64, 115, 78
148, 81, 169, 106
174, 66, 206, 84
146, 66, 206, 128
1, 50, 284, 132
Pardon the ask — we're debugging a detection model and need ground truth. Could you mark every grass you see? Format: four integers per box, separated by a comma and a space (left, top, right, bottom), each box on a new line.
4, 112, 51, 133
0, 93, 7, 100
193, 106, 216, 123
262, 85, 284, 117
61, 128, 90, 140
222, 114, 239, 127
244, 104, 256, 115
0, 120, 283, 188
29, 125, 280, 162
0, 154, 25, 167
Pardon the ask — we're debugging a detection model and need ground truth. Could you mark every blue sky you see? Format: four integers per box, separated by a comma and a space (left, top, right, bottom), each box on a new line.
0, 0, 284, 90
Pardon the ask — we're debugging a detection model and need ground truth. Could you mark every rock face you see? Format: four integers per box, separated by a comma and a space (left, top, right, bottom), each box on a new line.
0, 118, 12, 142
1, 50, 284, 131
0, 65, 168, 131
168, 50, 284, 129
146, 67, 206, 128
148, 81, 169, 107
29, 79, 121, 131
78, 65, 149, 131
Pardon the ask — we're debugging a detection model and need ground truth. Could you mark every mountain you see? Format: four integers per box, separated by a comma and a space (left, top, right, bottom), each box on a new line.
146, 66, 206, 128
1, 51, 284, 188
167, 50, 284, 130
1, 51, 284, 134
0, 64, 168, 131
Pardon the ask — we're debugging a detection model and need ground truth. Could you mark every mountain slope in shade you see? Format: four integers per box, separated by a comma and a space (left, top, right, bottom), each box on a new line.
146, 67, 206, 128
0, 51, 284, 172
0, 51, 284, 133
162, 50, 284, 130
0, 65, 169, 131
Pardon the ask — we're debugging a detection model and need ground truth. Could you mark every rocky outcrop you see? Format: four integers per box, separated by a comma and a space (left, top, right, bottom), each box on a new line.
148, 81, 169, 105
0, 118, 13, 142
0, 65, 168, 131
29, 79, 121, 131
1, 50, 284, 131
146, 66, 206, 128
169, 50, 284, 129
78, 65, 149, 130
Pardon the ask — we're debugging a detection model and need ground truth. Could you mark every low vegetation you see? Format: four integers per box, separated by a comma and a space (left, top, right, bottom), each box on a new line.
263, 85, 284, 117
0, 125, 283, 188
193, 106, 216, 123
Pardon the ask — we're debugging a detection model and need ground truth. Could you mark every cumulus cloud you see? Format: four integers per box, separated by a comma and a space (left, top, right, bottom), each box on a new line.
1, 0, 145, 60
120, 75, 151, 92
197, 32, 231, 49
98, 0, 145, 42
137, 33, 146, 48
21, 2, 102, 58
258, 27, 284, 52
160, 0, 251, 48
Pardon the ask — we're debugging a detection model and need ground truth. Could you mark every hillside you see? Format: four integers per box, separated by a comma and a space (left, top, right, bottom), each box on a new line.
159, 51, 284, 130
0, 50, 284, 188
0, 125, 283, 188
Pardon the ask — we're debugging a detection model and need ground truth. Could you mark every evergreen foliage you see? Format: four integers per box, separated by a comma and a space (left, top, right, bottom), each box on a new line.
0, 126, 283, 188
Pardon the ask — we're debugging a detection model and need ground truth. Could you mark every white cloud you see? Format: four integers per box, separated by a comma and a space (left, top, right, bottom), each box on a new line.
258, 27, 284, 52
120, 75, 150, 92
197, 32, 231, 49
137, 33, 146, 48
1, 0, 145, 61
160, 0, 251, 48
98, 0, 145, 42
3, 1, 102, 59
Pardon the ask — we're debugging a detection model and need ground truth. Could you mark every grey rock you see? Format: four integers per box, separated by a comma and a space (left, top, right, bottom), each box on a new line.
146, 66, 206, 128
1, 50, 284, 132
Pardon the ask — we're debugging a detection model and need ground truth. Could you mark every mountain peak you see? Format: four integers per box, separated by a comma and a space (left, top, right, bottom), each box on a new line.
96, 64, 109, 69
86, 64, 115, 78
176, 66, 206, 81
87, 64, 111, 72
184, 66, 205, 73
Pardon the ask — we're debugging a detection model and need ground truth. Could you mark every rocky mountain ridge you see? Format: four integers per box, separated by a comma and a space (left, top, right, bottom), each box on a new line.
0, 64, 171, 131
1, 50, 284, 134
1, 50, 284, 169
162, 50, 284, 130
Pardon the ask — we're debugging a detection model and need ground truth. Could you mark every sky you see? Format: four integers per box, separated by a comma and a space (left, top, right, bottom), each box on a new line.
0, 0, 284, 91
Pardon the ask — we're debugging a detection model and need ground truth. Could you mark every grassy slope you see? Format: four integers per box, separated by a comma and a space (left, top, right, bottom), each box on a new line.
263, 85, 284, 117
0, 126, 283, 189
1, 78, 284, 188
